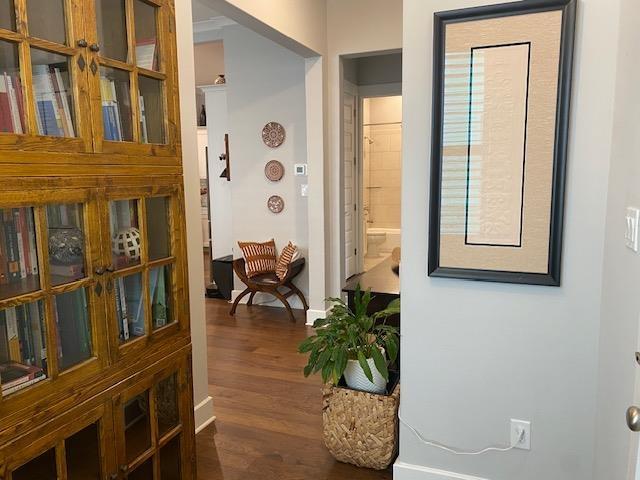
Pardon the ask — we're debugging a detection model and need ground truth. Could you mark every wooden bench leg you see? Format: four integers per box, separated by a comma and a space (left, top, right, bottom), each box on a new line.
230, 288, 252, 316
273, 290, 296, 323
247, 291, 257, 306
287, 282, 309, 311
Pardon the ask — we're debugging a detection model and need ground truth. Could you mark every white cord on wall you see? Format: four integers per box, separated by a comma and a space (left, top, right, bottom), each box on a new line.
398, 416, 525, 456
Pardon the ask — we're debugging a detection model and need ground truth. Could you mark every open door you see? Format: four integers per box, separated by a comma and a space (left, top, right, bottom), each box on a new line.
343, 82, 358, 280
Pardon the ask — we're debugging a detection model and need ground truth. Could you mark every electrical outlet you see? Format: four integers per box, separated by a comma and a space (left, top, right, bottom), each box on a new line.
510, 419, 531, 450
626, 207, 640, 252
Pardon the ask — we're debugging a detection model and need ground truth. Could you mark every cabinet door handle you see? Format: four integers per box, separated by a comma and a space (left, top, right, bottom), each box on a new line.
94, 266, 106, 275
77, 39, 88, 48
109, 474, 118, 480
90, 43, 101, 53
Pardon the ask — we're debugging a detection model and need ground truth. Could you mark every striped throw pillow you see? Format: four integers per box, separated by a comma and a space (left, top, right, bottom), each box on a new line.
238, 239, 277, 278
275, 242, 298, 280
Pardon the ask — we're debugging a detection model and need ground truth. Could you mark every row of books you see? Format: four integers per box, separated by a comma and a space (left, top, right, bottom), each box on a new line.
0, 71, 25, 134
47, 203, 82, 229
0, 302, 47, 396
32, 63, 75, 138
100, 75, 135, 142
100, 76, 155, 143
0, 208, 39, 286
115, 277, 145, 342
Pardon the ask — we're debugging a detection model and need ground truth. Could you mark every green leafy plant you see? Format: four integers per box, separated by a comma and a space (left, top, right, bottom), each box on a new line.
298, 285, 400, 385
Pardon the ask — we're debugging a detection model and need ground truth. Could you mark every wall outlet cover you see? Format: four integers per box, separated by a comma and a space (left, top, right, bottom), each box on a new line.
510, 419, 531, 450
626, 207, 640, 252
301, 184, 308, 197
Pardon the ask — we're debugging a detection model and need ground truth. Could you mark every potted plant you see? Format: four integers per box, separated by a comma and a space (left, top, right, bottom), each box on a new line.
298, 286, 399, 393
298, 286, 401, 470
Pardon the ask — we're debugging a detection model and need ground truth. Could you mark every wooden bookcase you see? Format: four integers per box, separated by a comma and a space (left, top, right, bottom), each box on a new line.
0, 0, 195, 479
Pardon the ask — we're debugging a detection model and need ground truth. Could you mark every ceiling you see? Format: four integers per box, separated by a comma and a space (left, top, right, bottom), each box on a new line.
192, 0, 223, 22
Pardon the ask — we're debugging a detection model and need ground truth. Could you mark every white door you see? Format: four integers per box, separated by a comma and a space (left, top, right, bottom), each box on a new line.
344, 84, 357, 279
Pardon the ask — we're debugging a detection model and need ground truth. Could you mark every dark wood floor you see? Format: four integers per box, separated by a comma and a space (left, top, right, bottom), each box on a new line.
196, 298, 393, 480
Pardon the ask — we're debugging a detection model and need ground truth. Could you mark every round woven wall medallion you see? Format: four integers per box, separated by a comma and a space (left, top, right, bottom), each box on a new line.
267, 195, 285, 214
264, 160, 285, 181
262, 122, 286, 148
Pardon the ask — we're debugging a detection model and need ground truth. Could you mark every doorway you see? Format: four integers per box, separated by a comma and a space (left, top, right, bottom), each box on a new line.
341, 51, 402, 281
361, 95, 402, 271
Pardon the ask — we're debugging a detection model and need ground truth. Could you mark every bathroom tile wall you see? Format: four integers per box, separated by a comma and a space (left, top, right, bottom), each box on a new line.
367, 123, 402, 229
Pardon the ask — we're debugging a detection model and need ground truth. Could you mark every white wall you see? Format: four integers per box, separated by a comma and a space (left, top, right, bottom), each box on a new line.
211, 0, 326, 57
223, 24, 310, 306
175, 0, 214, 431
194, 40, 225, 86
326, 0, 403, 295
398, 1, 620, 479
593, 0, 640, 477
201, 85, 234, 259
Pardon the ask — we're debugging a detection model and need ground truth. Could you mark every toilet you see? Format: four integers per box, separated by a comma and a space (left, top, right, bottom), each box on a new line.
366, 230, 387, 258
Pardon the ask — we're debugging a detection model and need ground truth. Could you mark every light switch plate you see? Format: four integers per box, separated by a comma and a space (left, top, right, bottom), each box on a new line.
625, 207, 640, 252
294, 164, 307, 176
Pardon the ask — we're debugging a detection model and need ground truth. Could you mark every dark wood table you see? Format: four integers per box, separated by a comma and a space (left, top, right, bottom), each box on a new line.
342, 256, 400, 368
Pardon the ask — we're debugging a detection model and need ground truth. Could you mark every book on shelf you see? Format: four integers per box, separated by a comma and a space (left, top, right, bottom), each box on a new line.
100, 76, 124, 141
115, 277, 130, 341
49, 262, 84, 279
32, 63, 75, 137
0, 71, 24, 134
136, 39, 157, 71
54, 289, 91, 369
0, 208, 38, 288
139, 95, 148, 144
150, 267, 168, 328
0, 362, 45, 395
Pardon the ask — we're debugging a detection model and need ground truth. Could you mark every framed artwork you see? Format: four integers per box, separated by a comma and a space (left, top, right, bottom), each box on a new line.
428, 0, 576, 286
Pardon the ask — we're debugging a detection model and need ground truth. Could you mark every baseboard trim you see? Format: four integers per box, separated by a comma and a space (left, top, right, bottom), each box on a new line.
306, 308, 328, 326
193, 396, 215, 434
393, 462, 490, 480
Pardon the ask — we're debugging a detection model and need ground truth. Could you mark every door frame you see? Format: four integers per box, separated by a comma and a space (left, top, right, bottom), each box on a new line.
343, 80, 359, 281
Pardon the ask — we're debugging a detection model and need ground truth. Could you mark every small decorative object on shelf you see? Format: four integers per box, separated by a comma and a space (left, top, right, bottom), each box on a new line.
267, 195, 285, 214
261, 122, 285, 148
198, 105, 206, 126
214, 74, 226, 85
219, 133, 231, 181
112, 227, 142, 263
49, 227, 84, 265
264, 160, 284, 182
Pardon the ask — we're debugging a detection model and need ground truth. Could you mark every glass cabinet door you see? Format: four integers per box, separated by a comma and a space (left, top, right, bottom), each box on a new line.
0, 0, 93, 152
87, 0, 177, 157
3, 403, 111, 480
103, 186, 180, 359
115, 360, 192, 480
0, 189, 105, 402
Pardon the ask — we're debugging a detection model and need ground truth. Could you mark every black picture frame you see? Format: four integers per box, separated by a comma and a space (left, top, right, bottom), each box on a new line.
428, 0, 576, 286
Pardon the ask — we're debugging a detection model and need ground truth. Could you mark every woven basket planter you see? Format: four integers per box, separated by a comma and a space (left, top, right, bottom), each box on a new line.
322, 382, 400, 470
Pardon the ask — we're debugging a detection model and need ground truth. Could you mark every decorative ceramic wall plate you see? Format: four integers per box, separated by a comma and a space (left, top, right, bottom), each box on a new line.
264, 160, 285, 181
267, 195, 285, 213
262, 122, 286, 148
